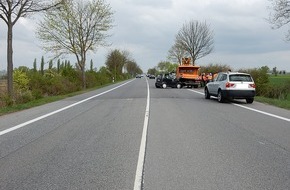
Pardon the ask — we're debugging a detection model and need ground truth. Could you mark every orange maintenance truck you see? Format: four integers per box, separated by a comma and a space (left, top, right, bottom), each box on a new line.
176, 58, 202, 88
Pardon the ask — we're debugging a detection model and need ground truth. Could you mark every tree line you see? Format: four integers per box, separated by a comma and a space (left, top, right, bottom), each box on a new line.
0, 0, 115, 98
0, 49, 142, 107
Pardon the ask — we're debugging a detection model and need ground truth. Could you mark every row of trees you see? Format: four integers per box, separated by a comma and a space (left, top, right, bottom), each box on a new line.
0, 48, 142, 107
1, 0, 114, 99
105, 49, 143, 80
0, 0, 144, 107
0, 0, 64, 97
37, 0, 114, 89
105, 49, 142, 80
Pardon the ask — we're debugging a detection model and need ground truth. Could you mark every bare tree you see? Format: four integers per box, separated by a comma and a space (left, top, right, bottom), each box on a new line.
168, 42, 188, 65
268, 0, 290, 41
0, 0, 62, 97
37, 0, 114, 89
175, 20, 214, 65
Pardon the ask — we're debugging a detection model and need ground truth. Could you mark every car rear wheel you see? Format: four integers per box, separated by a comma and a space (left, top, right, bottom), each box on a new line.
162, 83, 167, 89
246, 98, 254, 104
205, 88, 210, 99
217, 90, 225, 103
176, 83, 182, 89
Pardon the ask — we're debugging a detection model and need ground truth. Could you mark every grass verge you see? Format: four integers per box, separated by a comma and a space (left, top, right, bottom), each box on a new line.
0, 83, 112, 116
255, 96, 290, 110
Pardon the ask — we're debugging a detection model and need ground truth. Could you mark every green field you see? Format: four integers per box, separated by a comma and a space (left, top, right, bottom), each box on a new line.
269, 74, 290, 85
268, 74, 290, 102
255, 74, 290, 110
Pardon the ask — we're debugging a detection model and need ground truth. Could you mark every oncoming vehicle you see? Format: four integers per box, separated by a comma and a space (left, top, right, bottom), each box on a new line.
204, 72, 256, 103
155, 73, 182, 89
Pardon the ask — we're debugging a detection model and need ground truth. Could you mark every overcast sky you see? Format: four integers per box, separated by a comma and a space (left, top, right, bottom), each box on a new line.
1, 0, 290, 72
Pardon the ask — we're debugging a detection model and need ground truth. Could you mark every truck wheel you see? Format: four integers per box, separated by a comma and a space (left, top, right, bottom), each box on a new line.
205, 88, 210, 99
162, 83, 167, 89
217, 90, 225, 103
177, 83, 182, 89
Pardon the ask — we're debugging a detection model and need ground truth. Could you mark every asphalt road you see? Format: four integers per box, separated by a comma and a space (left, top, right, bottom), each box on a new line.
0, 77, 290, 190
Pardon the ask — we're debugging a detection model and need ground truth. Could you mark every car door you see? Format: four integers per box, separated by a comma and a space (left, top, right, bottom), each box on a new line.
161, 73, 171, 86
208, 73, 223, 95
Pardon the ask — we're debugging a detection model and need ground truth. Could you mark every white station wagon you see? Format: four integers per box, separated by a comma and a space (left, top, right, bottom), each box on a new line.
204, 72, 256, 103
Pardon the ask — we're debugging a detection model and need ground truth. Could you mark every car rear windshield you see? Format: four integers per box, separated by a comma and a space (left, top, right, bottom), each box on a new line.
229, 74, 253, 82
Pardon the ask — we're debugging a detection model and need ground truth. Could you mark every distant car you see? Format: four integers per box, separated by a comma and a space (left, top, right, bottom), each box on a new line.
136, 74, 142, 78
155, 73, 182, 89
149, 75, 155, 79
204, 72, 256, 103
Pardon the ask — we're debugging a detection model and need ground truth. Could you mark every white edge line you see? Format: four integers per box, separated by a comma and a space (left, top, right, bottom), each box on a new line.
0, 80, 133, 136
134, 78, 150, 190
188, 89, 290, 123
232, 103, 290, 122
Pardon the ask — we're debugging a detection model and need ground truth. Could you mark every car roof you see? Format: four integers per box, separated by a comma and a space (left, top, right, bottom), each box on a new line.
219, 72, 251, 75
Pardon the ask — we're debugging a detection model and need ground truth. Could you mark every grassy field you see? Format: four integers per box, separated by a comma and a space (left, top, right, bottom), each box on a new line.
254, 74, 290, 110
268, 74, 290, 85
268, 74, 290, 103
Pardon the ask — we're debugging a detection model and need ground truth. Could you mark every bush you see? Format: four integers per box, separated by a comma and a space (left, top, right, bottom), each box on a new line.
86, 71, 98, 88
0, 93, 14, 107
0, 64, 121, 109
262, 83, 290, 100
14, 90, 34, 104
31, 89, 43, 99
200, 63, 232, 74
239, 67, 269, 96
13, 69, 30, 92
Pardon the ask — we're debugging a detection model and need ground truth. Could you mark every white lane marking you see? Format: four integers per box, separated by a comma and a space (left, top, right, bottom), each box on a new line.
189, 89, 204, 95
232, 103, 290, 122
134, 78, 150, 190
188, 89, 290, 123
0, 81, 133, 136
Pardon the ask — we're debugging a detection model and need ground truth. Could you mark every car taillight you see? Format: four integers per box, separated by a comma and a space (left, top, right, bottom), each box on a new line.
226, 82, 235, 88
249, 84, 256, 88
